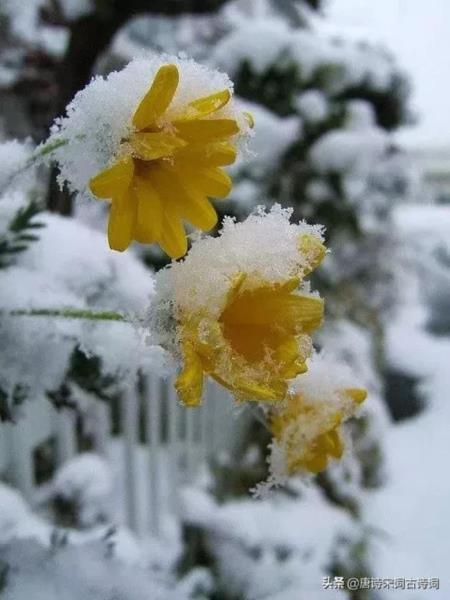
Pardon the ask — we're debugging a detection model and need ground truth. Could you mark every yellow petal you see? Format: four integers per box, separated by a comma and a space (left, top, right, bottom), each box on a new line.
290, 295, 324, 333
173, 119, 239, 143
225, 272, 247, 306
175, 344, 204, 407
89, 156, 134, 199
153, 166, 218, 231
108, 190, 136, 252
132, 64, 179, 130
133, 174, 162, 243
244, 111, 255, 128
304, 453, 329, 474
159, 202, 188, 259
183, 89, 231, 119
298, 234, 327, 276
223, 290, 324, 333
229, 376, 287, 402
274, 336, 308, 379
175, 142, 237, 167
325, 429, 344, 458
130, 131, 186, 160
274, 277, 301, 293
345, 388, 367, 405
180, 166, 232, 199
182, 196, 218, 231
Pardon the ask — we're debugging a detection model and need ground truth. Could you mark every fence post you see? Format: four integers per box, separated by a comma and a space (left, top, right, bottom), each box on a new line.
203, 379, 217, 460
54, 408, 77, 466
6, 420, 35, 502
91, 400, 110, 457
0, 424, 9, 477
185, 407, 196, 482
167, 383, 180, 516
146, 374, 161, 537
121, 381, 139, 535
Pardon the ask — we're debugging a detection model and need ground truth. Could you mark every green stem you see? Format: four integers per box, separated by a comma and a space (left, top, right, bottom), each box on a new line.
2, 137, 70, 191
31, 137, 68, 161
8, 308, 127, 322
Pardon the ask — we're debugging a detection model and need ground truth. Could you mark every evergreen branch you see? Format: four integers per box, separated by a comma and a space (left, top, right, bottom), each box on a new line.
0, 197, 45, 269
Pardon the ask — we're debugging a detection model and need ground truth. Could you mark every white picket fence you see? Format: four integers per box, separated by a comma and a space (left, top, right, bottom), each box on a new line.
0, 376, 245, 537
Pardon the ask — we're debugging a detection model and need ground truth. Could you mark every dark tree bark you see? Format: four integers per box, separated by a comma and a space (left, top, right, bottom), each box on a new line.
46, 0, 231, 214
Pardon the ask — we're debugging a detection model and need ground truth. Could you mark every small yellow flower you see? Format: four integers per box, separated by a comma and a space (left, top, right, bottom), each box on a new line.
270, 386, 367, 475
89, 64, 244, 257
175, 254, 325, 407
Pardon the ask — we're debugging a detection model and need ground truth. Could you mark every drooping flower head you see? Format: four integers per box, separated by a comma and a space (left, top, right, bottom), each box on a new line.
50, 56, 251, 257
267, 353, 367, 479
148, 205, 326, 406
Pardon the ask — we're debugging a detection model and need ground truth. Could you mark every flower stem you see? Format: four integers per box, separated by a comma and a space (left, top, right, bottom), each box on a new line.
7, 308, 127, 322
2, 137, 69, 192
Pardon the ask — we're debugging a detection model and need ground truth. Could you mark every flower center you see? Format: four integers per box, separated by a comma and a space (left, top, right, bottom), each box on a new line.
219, 286, 288, 364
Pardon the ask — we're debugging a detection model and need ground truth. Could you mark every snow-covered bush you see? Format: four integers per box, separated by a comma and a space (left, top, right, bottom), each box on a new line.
47, 453, 114, 528
0, 189, 157, 409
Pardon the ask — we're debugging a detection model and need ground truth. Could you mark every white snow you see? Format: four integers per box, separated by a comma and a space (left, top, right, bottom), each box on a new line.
50, 453, 114, 527
59, 0, 93, 21
211, 19, 292, 75
362, 204, 450, 597
295, 89, 329, 123
309, 101, 389, 176
212, 17, 396, 93
182, 485, 355, 599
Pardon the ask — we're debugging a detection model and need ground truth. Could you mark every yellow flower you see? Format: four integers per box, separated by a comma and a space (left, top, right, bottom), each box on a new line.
89, 64, 245, 257
175, 252, 325, 407
270, 386, 367, 475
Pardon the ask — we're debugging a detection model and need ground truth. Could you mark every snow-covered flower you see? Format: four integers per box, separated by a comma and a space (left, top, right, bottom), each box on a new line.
51, 56, 251, 257
149, 206, 326, 406
268, 354, 367, 477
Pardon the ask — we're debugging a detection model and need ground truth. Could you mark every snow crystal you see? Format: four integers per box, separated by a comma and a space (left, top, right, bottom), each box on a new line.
50, 54, 244, 195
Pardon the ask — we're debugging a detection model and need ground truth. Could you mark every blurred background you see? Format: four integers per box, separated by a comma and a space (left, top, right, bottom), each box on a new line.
0, 0, 449, 598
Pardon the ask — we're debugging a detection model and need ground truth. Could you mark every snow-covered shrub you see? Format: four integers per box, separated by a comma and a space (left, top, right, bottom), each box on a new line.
0, 536, 188, 600
47, 453, 114, 528
0, 198, 157, 409
181, 485, 361, 599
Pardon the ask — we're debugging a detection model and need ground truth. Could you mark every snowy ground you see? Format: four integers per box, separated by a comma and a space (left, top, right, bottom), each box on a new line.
367, 205, 450, 598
